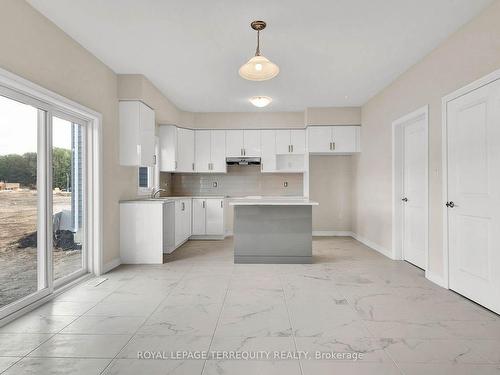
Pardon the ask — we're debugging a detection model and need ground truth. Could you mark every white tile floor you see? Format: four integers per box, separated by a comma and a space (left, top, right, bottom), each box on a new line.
1, 237, 500, 374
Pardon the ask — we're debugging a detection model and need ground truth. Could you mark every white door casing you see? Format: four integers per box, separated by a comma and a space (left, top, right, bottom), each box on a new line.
446, 77, 500, 313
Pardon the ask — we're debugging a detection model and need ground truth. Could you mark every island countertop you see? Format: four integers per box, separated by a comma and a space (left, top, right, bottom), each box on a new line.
229, 196, 319, 206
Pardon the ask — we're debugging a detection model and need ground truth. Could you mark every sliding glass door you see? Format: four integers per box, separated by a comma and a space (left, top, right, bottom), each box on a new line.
0, 89, 90, 319
0, 94, 48, 313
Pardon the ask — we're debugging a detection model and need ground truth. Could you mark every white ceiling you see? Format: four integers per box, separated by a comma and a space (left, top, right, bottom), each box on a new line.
28, 0, 493, 112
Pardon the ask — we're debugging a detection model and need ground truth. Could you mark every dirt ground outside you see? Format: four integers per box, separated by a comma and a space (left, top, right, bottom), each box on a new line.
0, 190, 82, 309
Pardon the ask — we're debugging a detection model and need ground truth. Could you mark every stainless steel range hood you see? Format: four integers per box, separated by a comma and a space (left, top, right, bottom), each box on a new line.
226, 157, 261, 166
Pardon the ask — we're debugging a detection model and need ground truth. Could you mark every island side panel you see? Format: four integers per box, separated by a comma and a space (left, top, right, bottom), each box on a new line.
233, 205, 312, 264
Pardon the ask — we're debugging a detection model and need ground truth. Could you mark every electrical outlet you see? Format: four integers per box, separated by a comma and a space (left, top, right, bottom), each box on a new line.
283, 181, 288, 188
213, 181, 218, 188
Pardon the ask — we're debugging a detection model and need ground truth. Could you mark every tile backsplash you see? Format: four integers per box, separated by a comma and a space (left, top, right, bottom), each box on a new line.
166, 165, 303, 197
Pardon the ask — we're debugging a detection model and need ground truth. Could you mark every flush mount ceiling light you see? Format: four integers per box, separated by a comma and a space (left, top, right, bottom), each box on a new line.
239, 21, 279, 81
249, 96, 272, 108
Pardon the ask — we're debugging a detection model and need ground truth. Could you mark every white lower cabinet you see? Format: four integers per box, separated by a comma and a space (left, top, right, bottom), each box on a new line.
174, 199, 192, 247
191, 198, 225, 238
120, 201, 175, 264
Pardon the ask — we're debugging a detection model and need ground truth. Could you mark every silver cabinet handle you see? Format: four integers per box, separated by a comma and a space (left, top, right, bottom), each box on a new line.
221, 200, 223, 208
208, 162, 211, 170
153, 155, 157, 165
202, 200, 205, 208
192, 162, 195, 171
182, 202, 185, 211
329, 142, 332, 150
241, 148, 243, 156
243, 148, 246, 156
291, 145, 293, 153
332, 142, 335, 151
175, 160, 177, 169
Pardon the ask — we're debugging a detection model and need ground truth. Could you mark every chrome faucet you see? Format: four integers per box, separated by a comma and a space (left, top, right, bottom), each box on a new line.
151, 188, 166, 199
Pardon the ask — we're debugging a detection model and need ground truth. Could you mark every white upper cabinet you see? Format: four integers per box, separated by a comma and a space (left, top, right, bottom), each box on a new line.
195, 130, 226, 173
225, 129, 261, 157
243, 130, 261, 157
276, 129, 305, 154
195, 130, 211, 173
159, 125, 195, 172
260, 129, 276, 172
177, 128, 195, 172
225, 130, 244, 157
119, 101, 155, 166
210, 130, 226, 172
307, 125, 360, 154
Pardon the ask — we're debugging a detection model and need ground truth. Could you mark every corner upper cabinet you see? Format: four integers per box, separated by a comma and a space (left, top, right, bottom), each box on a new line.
119, 101, 155, 166
159, 125, 195, 172
307, 125, 360, 154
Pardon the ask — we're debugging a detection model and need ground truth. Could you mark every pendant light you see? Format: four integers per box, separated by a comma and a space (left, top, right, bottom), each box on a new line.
239, 20, 279, 81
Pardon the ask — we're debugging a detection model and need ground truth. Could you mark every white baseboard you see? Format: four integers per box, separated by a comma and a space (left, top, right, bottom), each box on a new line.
102, 257, 121, 273
312, 231, 354, 237
351, 232, 393, 259
425, 271, 448, 289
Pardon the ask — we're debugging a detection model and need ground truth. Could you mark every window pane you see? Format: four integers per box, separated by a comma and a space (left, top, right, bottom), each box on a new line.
52, 116, 85, 281
0, 95, 39, 309
139, 167, 149, 188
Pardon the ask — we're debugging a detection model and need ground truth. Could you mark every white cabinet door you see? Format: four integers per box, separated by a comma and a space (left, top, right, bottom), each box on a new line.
260, 129, 276, 172
275, 129, 290, 154
290, 129, 305, 154
159, 125, 177, 172
119, 101, 155, 166
308, 126, 332, 153
192, 199, 206, 235
183, 199, 192, 239
243, 130, 261, 157
177, 128, 195, 172
332, 126, 358, 153
226, 130, 244, 157
174, 200, 183, 246
211, 130, 227, 172
206, 199, 224, 235
139, 103, 155, 166
195, 130, 211, 173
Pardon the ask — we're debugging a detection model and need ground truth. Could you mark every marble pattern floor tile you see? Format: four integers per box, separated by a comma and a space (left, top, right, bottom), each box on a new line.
3, 237, 500, 375
3, 357, 111, 375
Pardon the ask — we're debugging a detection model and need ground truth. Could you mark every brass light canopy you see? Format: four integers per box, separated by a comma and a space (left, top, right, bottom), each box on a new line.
238, 20, 280, 81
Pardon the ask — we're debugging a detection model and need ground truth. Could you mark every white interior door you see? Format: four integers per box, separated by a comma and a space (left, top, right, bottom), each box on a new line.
402, 118, 427, 269
447, 78, 500, 313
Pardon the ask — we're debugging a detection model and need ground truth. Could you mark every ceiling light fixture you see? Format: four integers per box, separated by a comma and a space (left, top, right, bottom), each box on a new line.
239, 21, 279, 81
249, 96, 272, 108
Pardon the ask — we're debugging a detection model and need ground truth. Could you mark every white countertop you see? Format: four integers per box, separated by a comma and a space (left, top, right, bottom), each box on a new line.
120, 195, 225, 204
229, 196, 319, 206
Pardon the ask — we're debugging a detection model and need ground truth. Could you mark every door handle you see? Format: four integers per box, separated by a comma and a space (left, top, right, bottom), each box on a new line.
446, 201, 455, 208
402, 197, 408, 202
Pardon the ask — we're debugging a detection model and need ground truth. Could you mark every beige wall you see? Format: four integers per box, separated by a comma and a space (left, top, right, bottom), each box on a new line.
191, 112, 304, 129
305, 107, 361, 126
0, 0, 139, 265
354, 0, 500, 277
310, 156, 353, 233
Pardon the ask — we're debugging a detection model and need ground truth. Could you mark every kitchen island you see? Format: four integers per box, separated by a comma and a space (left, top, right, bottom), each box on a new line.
229, 197, 319, 264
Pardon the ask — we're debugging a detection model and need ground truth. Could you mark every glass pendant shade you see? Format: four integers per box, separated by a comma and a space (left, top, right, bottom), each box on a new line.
239, 55, 280, 81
